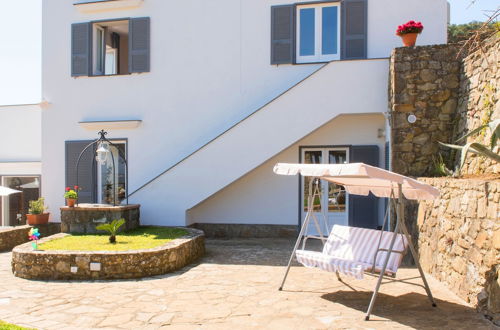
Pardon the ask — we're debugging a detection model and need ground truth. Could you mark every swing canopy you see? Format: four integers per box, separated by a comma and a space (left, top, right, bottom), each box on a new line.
273, 163, 439, 200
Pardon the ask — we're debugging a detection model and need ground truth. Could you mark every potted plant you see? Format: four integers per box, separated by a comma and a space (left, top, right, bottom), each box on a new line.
64, 186, 79, 207
396, 20, 424, 47
27, 198, 50, 225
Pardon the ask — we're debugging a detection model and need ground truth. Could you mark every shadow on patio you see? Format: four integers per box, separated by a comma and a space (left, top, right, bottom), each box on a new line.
322, 290, 487, 329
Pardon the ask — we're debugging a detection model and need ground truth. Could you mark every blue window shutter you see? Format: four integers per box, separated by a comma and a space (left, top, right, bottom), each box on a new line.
349, 145, 379, 229
71, 23, 92, 76
341, 0, 367, 59
271, 5, 295, 65
129, 17, 150, 73
65, 141, 96, 203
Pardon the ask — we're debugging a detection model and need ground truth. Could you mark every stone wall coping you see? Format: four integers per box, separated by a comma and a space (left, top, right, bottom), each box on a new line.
0, 225, 31, 233
12, 227, 204, 256
417, 177, 500, 184
60, 204, 140, 212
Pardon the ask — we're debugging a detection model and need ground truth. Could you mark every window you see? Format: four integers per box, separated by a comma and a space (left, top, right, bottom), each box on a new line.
270, 2, 366, 65
296, 3, 340, 63
301, 147, 349, 233
92, 20, 128, 76
1, 176, 40, 226
71, 17, 150, 77
65, 140, 128, 205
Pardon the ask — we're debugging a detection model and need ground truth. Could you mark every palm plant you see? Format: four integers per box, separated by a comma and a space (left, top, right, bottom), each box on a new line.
440, 119, 500, 169
96, 219, 125, 243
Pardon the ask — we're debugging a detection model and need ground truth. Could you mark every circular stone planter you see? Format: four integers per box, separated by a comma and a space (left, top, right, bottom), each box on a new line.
11, 228, 205, 280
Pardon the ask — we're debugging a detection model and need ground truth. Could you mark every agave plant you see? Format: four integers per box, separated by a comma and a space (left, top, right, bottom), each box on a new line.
96, 219, 126, 243
440, 119, 500, 168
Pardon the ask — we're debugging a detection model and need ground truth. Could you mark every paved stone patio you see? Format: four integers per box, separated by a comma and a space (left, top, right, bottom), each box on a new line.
0, 239, 494, 329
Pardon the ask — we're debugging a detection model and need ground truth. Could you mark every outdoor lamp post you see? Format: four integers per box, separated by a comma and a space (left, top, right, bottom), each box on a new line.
75, 130, 128, 206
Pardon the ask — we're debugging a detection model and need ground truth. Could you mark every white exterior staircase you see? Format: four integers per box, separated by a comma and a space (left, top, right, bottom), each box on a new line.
129, 59, 389, 226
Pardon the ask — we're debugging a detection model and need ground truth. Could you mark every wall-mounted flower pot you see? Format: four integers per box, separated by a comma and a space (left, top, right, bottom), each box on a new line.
401, 33, 418, 47
27, 213, 50, 225
66, 198, 76, 207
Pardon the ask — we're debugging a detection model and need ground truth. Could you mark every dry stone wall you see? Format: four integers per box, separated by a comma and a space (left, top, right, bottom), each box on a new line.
389, 44, 463, 177
416, 178, 500, 325
0, 223, 61, 252
12, 228, 205, 280
390, 39, 499, 324
456, 37, 500, 175
390, 37, 499, 177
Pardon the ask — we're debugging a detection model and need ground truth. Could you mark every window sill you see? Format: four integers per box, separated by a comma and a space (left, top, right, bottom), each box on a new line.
74, 0, 143, 13
79, 120, 142, 130
73, 73, 144, 78
286, 57, 388, 65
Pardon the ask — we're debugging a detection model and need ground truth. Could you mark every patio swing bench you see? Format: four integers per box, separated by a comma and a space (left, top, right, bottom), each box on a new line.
295, 224, 408, 280
274, 162, 439, 320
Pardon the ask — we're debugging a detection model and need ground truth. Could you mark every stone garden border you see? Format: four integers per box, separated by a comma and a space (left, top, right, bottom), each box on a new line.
0, 224, 61, 252
11, 227, 205, 280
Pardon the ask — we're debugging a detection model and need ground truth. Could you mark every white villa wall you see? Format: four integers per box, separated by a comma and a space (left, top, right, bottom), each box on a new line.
129, 59, 389, 226
42, 0, 447, 222
0, 105, 41, 163
188, 114, 386, 226
367, 0, 448, 58
0, 104, 42, 227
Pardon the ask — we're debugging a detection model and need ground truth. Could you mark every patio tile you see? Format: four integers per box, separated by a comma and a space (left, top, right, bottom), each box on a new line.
0, 238, 494, 329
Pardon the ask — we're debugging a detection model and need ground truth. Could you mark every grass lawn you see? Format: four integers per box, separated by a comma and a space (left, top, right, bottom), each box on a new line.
0, 320, 34, 330
38, 226, 188, 251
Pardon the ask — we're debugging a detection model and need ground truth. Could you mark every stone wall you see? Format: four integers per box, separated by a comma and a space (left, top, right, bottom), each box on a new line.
0, 223, 61, 252
390, 44, 463, 177
390, 37, 499, 177
416, 177, 499, 325
12, 228, 205, 280
191, 223, 297, 238
60, 204, 140, 234
456, 37, 500, 175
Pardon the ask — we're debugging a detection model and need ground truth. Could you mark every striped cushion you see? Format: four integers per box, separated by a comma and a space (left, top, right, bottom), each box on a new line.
296, 225, 407, 279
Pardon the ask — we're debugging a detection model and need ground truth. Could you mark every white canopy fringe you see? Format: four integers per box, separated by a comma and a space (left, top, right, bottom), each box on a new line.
273, 163, 439, 200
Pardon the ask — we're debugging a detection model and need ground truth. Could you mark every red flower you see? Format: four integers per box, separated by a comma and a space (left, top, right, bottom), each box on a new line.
74, 185, 79, 190
396, 20, 424, 36
66, 187, 70, 191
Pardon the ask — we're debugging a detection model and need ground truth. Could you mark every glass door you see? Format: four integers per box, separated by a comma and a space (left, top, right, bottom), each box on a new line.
97, 141, 127, 205
301, 148, 349, 235
1, 176, 40, 226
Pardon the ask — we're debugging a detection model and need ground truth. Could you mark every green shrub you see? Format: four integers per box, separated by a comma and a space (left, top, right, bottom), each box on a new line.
96, 219, 126, 243
28, 198, 47, 215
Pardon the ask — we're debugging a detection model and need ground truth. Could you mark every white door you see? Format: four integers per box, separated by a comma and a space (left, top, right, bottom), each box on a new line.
301, 148, 349, 235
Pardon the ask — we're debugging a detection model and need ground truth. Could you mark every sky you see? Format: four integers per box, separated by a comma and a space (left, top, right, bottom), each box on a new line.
0, 0, 498, 105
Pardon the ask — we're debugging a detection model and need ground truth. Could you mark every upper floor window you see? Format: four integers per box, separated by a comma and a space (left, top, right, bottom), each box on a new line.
71, 17, 150, 77
296, 3, 340, 64
92, 20, 129, 76
270, 1, 367, 65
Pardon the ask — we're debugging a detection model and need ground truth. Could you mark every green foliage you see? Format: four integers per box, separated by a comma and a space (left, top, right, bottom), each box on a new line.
0, 320, 35, 330
96, 219, 126, 238
64, 190, 78, 199
439, 119, 500, 168
28, 198, 47, 215
448, 21, 498, 44
432, 154, 453, 177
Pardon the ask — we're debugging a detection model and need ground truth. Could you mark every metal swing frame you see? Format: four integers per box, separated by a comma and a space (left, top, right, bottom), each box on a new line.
278, 177, 436, 320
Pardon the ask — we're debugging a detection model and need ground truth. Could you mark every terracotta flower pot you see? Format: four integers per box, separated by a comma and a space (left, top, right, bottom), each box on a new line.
66, 198, 77, 207
27, 213, 50, 225
400, 33, 418, 47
